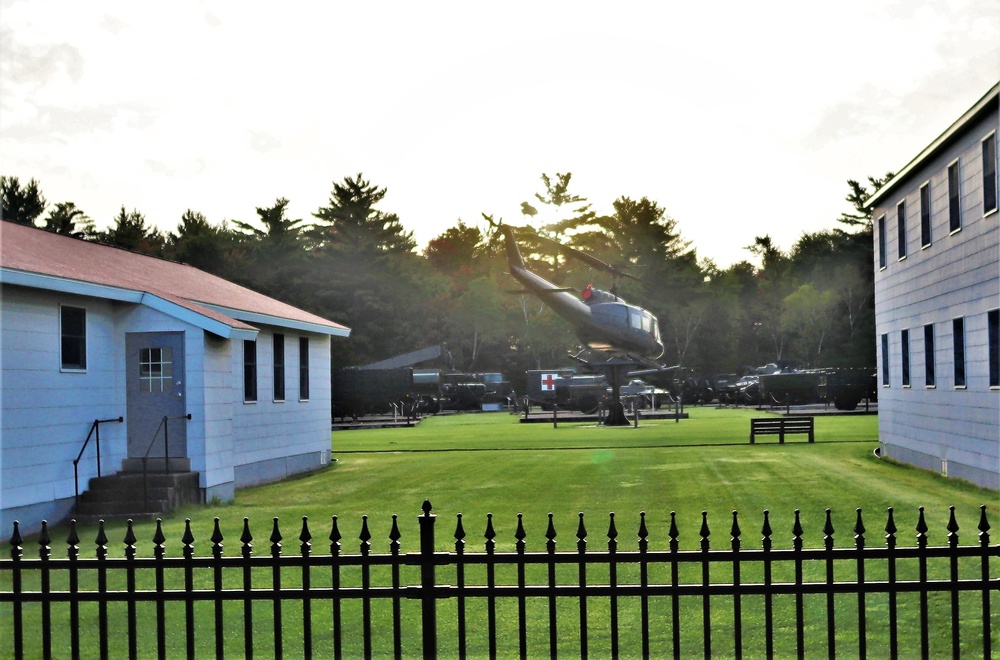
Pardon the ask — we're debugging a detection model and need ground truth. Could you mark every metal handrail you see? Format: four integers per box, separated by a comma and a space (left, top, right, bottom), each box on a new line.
141, 414, 191, 511
72, 417, 124, 507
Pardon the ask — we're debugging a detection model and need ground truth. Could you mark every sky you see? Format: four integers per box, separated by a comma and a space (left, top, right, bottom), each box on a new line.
2, 1, 998, 268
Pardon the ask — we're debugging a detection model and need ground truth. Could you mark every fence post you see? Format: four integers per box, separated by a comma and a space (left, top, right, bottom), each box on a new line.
418, 499, 437, 658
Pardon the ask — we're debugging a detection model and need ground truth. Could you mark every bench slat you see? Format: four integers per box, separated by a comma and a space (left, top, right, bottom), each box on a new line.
750, 416, 814, 444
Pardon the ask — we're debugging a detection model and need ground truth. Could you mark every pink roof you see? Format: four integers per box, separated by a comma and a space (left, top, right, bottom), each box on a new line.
1, 221, 349, 335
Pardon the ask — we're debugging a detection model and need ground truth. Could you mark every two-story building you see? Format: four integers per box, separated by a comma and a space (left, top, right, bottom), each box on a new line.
867, 82, 999, 490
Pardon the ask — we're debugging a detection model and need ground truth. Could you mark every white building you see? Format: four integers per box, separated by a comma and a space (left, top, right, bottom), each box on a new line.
1, 222, 350, 533
867, 82, 999, 490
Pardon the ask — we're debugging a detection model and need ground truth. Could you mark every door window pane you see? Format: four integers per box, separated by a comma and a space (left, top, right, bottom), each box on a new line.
139, 347, 174, 393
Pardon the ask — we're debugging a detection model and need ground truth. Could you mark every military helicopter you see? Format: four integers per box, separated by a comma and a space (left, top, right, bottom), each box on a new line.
500, 224, 664, 362
499, 223, 680, 425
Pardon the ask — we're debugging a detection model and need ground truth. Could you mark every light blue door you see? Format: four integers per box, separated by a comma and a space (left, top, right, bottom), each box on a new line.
125, 332, 187, 460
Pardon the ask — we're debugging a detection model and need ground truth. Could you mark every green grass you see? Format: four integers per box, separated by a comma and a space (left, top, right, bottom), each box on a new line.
3, 407, 997, 658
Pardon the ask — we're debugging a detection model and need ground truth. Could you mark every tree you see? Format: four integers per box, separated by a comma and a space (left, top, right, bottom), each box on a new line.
229, 198, 312, 302
309, 175, 432, 367
1, 176, 47, 226
166, 210, 243, 277
312, 173, 415, 254
782, 283, 837, 364
98, 206, 164, 255
424, 220, 483, 274
43, 202, 94, 238
532, 172, 595, 235
233, 198, 307, 252
838, 172, 894, 232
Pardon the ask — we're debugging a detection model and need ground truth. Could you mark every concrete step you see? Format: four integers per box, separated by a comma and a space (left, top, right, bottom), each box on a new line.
120, 457, 191, 473
76, 470, 202, 522
71, 512, 164, 527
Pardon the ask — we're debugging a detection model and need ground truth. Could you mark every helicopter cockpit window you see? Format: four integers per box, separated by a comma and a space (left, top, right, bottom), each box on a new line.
595, 303, 629, 327
630, 309, 643, 330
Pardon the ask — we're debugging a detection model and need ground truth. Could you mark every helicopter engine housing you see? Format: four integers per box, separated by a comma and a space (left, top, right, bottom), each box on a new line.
581, 285, 619, 305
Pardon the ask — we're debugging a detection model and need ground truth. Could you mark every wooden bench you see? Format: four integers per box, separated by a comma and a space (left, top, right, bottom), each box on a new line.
750, 416, 814, 444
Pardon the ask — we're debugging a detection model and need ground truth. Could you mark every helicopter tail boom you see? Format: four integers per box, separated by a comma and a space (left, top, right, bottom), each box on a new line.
502, 226, 525, 269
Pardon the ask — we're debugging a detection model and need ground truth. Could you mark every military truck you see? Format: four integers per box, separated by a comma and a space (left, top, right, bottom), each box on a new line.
526, 369, 608, 413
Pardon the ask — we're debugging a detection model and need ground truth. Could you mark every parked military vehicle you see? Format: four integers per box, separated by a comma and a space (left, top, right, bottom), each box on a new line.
332, 367, 415, 420
525, 369, 609, 413
619, 379, 672, 409
758, 367, 877, 410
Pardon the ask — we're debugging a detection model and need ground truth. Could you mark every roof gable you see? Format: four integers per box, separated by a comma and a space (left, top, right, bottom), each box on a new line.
0, 222, 350, 338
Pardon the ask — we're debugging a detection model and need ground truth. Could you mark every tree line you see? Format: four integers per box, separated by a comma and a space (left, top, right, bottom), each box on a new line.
1, 171, 890, 388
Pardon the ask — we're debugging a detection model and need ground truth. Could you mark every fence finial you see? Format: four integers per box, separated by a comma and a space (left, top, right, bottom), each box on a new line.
947, 506, 959, 546
546, 513, 557, 552
792, 510, 803, 550
485, 513, 496, 553
638, 511, 648, 552
210, 518, 224, 558
359, 515, 371, 555
241, 517, 253, 558
885, 508, 897, 548
389, 514, 401, 553
576, 512, 587, 551
182, 519, 194, 559
329, 516, 341, 555
916, 506, 928, 547
300, 516, 312, 556
455, 513, 466, 551
124, 520, 138, 558
9, 521, 22, 559
700, 511, 711, 551
96, 520, 109, 559
978, 505, 991, 544
38, 521, 51, 560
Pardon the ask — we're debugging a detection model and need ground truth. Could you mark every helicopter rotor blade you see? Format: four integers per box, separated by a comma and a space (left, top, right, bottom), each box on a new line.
528, 231, 648, 284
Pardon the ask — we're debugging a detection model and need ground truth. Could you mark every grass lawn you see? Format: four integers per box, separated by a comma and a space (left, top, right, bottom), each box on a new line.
3, 407, 997, 658
6, 406, 992, 556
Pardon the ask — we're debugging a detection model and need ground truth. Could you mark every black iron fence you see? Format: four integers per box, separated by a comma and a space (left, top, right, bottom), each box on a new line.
2, 501, 997, 659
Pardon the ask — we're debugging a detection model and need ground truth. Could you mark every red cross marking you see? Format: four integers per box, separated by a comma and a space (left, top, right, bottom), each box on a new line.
541, 373, 557, 391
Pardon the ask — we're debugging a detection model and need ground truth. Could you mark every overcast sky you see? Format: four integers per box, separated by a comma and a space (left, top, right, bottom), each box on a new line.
2, 1, 998, 267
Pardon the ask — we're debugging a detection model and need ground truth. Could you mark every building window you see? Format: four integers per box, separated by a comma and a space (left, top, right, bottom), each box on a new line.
273, 333, 285, 401
896, 200, 907, 260
299, 337, 310, 401
881, 333, 890, 386
924, 324, 935, 387
948, 160, 961, 232
919, 183, 931, 248
244, 340, 257, 402
953, 317, 966, 388
989, 309, 999, 388
877, 215, 887, 269
60, 305, 87, 370
984, 133, 997, 215
901, 329, 910, 387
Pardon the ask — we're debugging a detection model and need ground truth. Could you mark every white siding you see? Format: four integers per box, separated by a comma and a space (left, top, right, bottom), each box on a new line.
873, 107, 1000, 489
1, 287, 126, 527
230, 327, 331, 489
